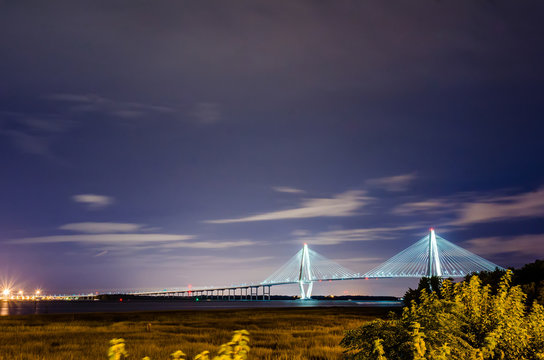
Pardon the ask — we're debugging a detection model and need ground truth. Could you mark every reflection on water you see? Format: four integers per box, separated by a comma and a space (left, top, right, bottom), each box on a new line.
1, 301, 8, 316
1, 300, 42, 316
0, 299, 402, 316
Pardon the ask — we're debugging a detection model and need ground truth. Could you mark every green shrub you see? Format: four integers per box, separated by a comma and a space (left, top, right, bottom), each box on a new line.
341, 270, 544, 360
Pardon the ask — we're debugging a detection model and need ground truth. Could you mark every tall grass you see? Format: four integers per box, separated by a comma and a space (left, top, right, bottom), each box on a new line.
0, 307, 390, 360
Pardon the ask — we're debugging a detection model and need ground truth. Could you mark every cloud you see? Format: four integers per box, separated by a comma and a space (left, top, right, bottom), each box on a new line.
205, 190, 371, 224
8, 230, 254, 250
151, 239, 258, 249
192, 102, 221, 124
291, 229, 310, 237
72, 194, 114, 209
59, 222, 144, 233
366, 173, 418, 192
452, 187, 544, 225
293, 225, 420, 246
16, 117, 69, 133
273, 186, 305, 194
393, 186, 544, 226
7, 233, 195, 245
1, 130, 52, 156
46, 93, 175, 119
392, 199, 457, 216
464, 234, 544, 257
175, 255, 273, 266
0, 112, 72, 159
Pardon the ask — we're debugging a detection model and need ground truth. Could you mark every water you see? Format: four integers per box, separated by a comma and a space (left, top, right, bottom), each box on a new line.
0, 299, 402, 316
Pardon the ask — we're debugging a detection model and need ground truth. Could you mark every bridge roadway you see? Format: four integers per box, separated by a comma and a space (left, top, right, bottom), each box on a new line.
126, 276, 382, 301
39, 277, 383, 301
131, 284, 273, 301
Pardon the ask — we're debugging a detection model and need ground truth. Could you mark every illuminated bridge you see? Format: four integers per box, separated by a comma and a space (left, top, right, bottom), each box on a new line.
122, 228, 503, 300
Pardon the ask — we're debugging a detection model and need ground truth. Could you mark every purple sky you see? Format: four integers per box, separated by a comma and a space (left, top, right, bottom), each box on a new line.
1, 1, 544, 296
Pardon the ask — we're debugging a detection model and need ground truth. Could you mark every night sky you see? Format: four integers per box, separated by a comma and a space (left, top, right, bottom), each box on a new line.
1, 1, 544, 296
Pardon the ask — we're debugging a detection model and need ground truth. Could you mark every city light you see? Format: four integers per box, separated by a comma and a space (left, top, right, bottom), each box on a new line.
0, 287, 47, 301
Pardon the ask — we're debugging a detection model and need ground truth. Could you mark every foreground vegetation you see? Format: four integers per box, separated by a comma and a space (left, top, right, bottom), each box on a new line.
404, 259, 544, 306
342, 270, 544, 360
108, 329, 250, 360
0, 307, 391, 360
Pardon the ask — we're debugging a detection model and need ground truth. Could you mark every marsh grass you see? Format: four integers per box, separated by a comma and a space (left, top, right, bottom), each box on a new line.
0, 307, 391, 360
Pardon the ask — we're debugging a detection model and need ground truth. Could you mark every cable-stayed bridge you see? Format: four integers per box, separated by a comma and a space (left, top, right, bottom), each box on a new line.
124, 229, 503, 300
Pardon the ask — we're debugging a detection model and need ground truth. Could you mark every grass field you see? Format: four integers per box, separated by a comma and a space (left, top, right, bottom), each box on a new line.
0, 306, 395, 360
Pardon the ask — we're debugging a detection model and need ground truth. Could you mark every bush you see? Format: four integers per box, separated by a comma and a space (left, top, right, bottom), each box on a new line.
341, 271, 544, 360
403, 276, 446, 305
515, 260, 544, 306
108, 330, 250, 360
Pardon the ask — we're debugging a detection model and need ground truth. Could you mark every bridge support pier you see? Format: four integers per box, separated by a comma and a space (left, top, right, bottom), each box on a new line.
250, 286, 258, 300
299, 281, 313, 300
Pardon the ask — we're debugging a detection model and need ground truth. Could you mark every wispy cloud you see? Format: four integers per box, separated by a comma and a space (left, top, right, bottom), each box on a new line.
205, 190, 371, 224
292, 225, 420, 245
464, 234, 544, 257
15, 117, 69, 133
366, 172, 418, 192
393, 186, 544, 226
291, 229, 310, 237
8, 230, 255, 250
392, 199, 457, 216
59, 222, 143, 233
175, 255, 273, 266
46, 93, 175, 119
452, 187, 544, 225
273, 186, 305, 194
0, 93, 177, 158
145, 239, 258, 249
1, 130, 52, 156
192, 102, 222, 124
0, 112, 72, 159
72, 194, 114, 209
7, 233, 195, 245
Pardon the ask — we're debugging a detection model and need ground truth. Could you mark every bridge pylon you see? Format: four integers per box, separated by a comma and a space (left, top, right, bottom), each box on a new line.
427, 228, 442, 277
298, 243, 313, 299
262, 243, 361, 299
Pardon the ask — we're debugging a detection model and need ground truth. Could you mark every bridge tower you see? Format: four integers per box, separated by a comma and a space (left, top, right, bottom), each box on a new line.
262, 243, 360, 300
427, 228, 442, 277
298, 243, 313, 299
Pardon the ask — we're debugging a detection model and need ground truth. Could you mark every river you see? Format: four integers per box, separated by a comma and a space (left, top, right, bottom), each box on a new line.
0, 299, 402, 316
